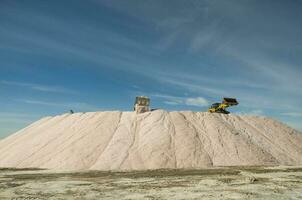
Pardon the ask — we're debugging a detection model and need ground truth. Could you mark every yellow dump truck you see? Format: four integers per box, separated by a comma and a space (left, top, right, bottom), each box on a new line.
208, 98, 238, 114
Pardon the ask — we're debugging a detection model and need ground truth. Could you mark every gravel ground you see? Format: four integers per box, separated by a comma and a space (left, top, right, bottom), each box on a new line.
0, 166, 302, 200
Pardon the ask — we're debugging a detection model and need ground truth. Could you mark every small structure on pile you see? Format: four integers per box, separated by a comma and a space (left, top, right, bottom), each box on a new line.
134, 96, 150, 114
208, 98, 239, 114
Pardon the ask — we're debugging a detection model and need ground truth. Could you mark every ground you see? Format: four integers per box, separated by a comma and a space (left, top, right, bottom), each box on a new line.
0, 166, 302, 200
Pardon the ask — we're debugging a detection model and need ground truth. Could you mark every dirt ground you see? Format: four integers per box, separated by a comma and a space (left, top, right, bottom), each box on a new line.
0, 166, 301, 200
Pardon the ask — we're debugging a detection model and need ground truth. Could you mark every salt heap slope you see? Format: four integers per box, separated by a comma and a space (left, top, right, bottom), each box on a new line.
0, 110, 302, 170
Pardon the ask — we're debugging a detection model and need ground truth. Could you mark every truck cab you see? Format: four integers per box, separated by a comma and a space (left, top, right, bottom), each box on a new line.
134, 96, 150, 114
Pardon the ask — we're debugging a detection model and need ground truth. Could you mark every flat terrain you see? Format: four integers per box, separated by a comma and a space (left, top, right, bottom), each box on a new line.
0, 166, 302, 200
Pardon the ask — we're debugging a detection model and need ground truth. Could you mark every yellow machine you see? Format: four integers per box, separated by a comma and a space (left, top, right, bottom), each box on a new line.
134, 96, 150, 114
208, 98, 238, 114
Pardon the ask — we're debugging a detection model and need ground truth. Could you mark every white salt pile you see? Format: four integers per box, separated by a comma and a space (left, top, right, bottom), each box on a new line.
0, 110, 301, 170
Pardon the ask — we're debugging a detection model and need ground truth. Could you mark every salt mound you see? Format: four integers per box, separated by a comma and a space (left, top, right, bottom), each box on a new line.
0, 110, 301, 170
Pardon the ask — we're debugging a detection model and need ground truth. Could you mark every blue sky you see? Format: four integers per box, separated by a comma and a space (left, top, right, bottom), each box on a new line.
0, 0, 302, 138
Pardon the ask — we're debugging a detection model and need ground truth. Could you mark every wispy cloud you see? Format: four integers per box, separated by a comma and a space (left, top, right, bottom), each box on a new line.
151, 70, 298, 111
1, 80, 76, 94
152, 94, 209, 107
159, 77, 227, 96
0, 112, 39, 118
20, 99, 99, 111
234, 109, 265, 116
21, 100, 64, 107
153, 94, 183, 105
281, 112, 302, 117
0, 112, 39, 123
0, 112, 40, 138
185, 97, 209, 107
1, 0, 301, 135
